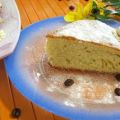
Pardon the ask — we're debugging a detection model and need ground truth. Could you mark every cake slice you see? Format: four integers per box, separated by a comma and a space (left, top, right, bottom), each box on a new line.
46, 20, 120, 73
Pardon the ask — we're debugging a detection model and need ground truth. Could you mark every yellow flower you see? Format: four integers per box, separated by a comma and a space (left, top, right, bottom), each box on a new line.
83, 0, 93, 17
100, 9, 104, 15
94, 0, 105, 15
96, 0, 105, 8
64, 0, 93, 22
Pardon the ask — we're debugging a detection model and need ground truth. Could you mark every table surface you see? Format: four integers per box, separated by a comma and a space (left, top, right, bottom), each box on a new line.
0, 0, 73, 119
0, 0, 120, 120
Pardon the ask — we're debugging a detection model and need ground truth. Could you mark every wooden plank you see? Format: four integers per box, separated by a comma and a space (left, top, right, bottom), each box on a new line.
29, 0, 47, 20
63, 0, 73, 6
10, 83, 37, 120
16, 0, 30, 28
53, 115, 67, 120
0, 97, 14, 120
55, 0, 68, 14
38, 0, 56, 18
0, 60, 17, 120
46, 0, 64, 16
20, 0, 39, 23
64, 0, 85, 6
32, 104, 54, 120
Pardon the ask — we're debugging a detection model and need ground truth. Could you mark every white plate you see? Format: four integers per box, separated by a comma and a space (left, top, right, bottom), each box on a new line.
0, 0, 20, 59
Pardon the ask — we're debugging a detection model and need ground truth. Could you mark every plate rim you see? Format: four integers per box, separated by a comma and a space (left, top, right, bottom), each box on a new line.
4, 16, 120, 120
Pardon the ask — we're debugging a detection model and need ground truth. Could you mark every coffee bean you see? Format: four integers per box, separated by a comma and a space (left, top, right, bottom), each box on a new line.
69, 5, 75, 11
114, 88, 120, 96
64, 79, 74, 87
11, 108, 21, 118
115, 74, 120, 81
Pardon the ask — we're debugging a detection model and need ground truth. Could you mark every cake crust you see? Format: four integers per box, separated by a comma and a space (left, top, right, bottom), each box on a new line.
48, 61, 119, 74
47, 35, 120, 52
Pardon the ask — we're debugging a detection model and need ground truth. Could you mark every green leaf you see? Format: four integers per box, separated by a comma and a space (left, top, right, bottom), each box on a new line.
102, 0, 120, 3
91, 8, 100, 14
94, 14, 112, 20
105, 2, 120, 8
112, 10, 120, 15
93, 1, 98, 8
104, 9, 112, 16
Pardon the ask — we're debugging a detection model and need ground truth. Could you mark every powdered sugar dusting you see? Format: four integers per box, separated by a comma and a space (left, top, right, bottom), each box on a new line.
53, 20, 120, 49
37, 54, 119, 105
